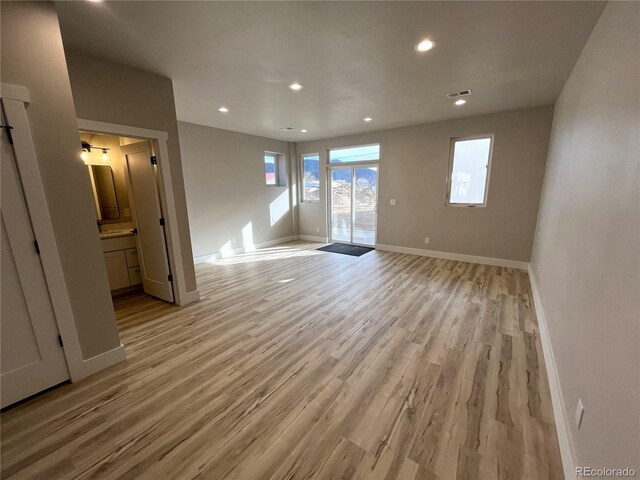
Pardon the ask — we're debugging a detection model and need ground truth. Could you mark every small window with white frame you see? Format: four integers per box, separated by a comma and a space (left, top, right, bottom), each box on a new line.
264, 152, 278, 186
264, 152, 287, 186
446, 135, 494, 207
301, 154, 320, 202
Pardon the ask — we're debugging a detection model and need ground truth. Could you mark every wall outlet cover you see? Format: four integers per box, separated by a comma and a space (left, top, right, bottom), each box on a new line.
390, 198, 397, 206
316, 227, 320, 232
424, 237, 430, 244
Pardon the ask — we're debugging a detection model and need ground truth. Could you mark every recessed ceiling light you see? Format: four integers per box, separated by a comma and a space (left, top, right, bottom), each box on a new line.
364, 117, 373, 122
414, 39, 436, 53
300, 129, 308, 133
288, 82, 303, 91
86, 0, 103, 3
218, 106, 229, 113
454, 99, 466, 106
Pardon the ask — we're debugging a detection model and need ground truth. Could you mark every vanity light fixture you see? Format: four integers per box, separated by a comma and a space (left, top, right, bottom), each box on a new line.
80, 141, 110, 162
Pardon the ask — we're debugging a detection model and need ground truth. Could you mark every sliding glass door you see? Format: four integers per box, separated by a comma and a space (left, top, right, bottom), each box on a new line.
329, 165, 378, 246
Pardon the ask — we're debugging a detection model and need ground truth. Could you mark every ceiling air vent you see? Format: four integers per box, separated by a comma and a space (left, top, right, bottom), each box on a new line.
446, 89, 473, 99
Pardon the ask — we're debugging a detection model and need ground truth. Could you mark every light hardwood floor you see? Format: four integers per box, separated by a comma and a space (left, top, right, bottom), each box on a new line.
1, 241, 563, 479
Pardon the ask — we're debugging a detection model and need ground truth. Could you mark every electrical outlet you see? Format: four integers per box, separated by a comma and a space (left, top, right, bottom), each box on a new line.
575, 399, 585, 429
390, 198, 397, 206
424, 237, 430, 245
316, 227, 320, 233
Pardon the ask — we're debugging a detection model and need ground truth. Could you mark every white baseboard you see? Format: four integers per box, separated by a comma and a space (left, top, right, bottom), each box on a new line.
74, 343, 126, 381
194, 236, 296, 264
528, 265, 575, 480
375, 243, 529, 270
296, 234, 329, 243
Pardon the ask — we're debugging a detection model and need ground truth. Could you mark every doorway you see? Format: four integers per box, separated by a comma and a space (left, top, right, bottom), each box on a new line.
329, 165, 378, 246
81, 131, 175, 304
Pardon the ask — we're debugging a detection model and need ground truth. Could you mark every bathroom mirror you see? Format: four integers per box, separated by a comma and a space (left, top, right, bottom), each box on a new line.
87, 165, 120, 221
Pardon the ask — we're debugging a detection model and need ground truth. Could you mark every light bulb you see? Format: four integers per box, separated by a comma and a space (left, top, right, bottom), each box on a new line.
81, 150, 89, 162
415, 39, 436, 52
101, 149, 109, 162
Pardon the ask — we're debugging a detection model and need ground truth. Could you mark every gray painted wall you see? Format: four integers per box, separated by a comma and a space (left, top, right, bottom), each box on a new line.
64, 50, 198, 293
1, 1, 121, 359
531, 2, 640, 472
297, 106, 553, 262
178, 121, 294, 258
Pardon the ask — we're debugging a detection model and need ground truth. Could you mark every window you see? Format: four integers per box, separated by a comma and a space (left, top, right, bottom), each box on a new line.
264, 153, 278, 186
446, 136, 493, 207
301, 154, 320, 202
329, 144, 380, 163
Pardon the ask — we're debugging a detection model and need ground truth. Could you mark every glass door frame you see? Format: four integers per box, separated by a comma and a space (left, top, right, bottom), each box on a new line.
327, 162, 379, 247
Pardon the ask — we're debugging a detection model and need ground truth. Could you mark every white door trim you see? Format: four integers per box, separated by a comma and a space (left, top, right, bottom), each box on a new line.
77, 118, 199, 306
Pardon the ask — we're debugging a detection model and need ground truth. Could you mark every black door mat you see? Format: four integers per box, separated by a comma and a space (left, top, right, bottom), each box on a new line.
317, 243, 374, 257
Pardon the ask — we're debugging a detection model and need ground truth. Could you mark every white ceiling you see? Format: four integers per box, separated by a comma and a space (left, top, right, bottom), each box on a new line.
56, 1, 605, 141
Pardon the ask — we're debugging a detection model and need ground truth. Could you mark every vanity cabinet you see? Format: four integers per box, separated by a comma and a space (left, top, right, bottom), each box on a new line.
101, 235, 142, 291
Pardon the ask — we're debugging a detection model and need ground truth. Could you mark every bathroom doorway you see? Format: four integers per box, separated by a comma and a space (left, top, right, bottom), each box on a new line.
80, 130, 174, 304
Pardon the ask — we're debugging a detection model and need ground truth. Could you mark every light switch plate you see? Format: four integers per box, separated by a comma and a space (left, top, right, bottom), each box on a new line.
575, 398, 585, 429
390, 198, 397, 206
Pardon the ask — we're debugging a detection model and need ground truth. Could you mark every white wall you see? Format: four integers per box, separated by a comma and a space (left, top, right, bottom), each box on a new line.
1, 1, 121, 359
297, 106, 553, 262
530, 2, 640, 474
178, 121, 295, 258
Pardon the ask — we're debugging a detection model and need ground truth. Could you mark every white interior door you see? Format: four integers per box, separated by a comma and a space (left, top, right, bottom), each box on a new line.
1, 118, 69, 408
121, 141, 174, 302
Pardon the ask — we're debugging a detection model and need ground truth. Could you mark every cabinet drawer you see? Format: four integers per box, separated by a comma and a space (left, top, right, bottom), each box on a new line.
128, 266, 142, 286
125, 248, 139, 267
104, 251, 130, 290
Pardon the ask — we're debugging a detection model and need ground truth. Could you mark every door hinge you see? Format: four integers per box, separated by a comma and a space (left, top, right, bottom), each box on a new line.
34, 240, 40, 255
159, 217, 165, 226
168, 274, 173, 282
57, 335, 64, 347
0, 124, 14, 144
150, 155, 157, 165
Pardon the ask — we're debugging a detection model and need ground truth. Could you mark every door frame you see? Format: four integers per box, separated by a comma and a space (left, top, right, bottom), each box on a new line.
78, 119, 199, 307
326, 162, 379, 247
